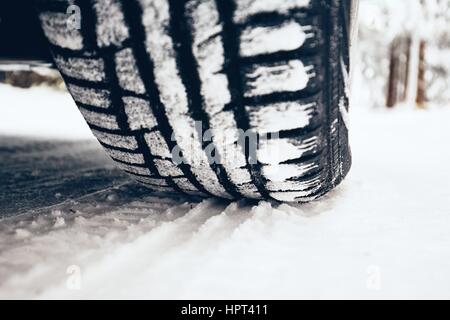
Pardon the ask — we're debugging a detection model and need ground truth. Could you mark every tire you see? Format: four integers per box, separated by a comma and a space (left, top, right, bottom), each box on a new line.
35, 0, 352, 202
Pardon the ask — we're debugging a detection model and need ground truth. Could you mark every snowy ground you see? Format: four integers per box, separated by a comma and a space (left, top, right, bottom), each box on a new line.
1, 83, 450, 299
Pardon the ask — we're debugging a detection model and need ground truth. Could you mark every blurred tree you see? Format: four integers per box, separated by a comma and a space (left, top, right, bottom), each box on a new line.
0, 70, 64, 89
416, 40, 427, 107
356, 0, 449, 108
420, 0, 450, 106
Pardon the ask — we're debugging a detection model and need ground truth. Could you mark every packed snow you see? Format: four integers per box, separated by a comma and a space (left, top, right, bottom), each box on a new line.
1, 82, 450, 299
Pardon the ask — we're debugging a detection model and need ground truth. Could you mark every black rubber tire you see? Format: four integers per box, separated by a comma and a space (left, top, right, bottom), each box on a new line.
35, 0, 352, 202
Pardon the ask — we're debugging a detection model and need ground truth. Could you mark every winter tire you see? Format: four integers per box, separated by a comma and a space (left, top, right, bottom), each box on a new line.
35, 0, 352, 202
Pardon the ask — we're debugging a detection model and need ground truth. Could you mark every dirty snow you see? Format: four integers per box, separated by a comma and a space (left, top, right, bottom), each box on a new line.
1, 82, 450, 299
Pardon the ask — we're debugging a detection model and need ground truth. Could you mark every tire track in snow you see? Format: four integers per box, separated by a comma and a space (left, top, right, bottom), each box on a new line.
0, 197, 264, 299
38, 199, 257, 299
0, 197, 198, 296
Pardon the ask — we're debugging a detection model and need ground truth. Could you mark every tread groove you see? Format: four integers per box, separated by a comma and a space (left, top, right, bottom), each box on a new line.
214, 0, 273, 200
242, 87, 322, 107
76, 0, 185, 195
166, 0, 242, 199
120, 0, 213, 197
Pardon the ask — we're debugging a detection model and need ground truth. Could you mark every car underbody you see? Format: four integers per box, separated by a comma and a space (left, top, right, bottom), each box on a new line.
0, 1, 53, 69
0, 0, 359, 70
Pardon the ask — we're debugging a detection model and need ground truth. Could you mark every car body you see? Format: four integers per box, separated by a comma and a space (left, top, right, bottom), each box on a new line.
0, 0, 359, 69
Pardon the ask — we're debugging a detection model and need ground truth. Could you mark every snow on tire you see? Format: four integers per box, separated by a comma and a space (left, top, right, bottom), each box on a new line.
35, 0, 352, 202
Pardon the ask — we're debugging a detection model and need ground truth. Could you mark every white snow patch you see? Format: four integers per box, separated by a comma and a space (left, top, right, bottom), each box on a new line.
240, 21, 306, 57
0, 84, 93, 140
246, 101, 315, 133
257, 139, 314, 165
263, 162, 317, 182
244, 60, 310, 97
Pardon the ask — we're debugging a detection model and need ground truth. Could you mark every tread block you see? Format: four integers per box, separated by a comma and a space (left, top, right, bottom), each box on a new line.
91, 129, 138, 150
188, 0, 230, 115
173, 177, 199, 192
93, 0, 130, 48
144, 131, 172, 159
257, 136, 319, 164
237, 182, 265, 199
284, 130, 324, 157
154, 159, 184, 177
116, 162, 153, 176
78, 107, 120, 130
227, 169, 261, 199
246, 100, 317, 134
295, 15, 323, 51
227, 167, 253, 184
243, 60, 311, 98
55, 55, 105, 82
187, 0, 222, 45
123, 97, 157, 131
240, 20, 306, 57
208, 111, 247, 167
104, 148, 145, 165
238, 12, 323, 53
262, 160, 322, 183
67, 84, 111, 109
39, 11, 84, 50
115, 48, 146, 94
266, 170, 324, 191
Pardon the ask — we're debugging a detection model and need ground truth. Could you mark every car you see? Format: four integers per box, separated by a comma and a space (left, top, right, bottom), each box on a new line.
0, 0, 358, 202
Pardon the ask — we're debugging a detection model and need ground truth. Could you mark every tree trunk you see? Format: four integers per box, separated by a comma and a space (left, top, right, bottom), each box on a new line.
416, 40, 426, 107
386, 40, 399, 108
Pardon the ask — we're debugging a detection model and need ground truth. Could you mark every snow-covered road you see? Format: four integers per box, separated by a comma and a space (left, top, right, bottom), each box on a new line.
1, 84, 450, 299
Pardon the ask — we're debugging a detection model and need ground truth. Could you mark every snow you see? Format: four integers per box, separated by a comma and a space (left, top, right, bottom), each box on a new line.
1, 81, 450, 299
0, 84, 92, 140
240, 21, 307, 57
